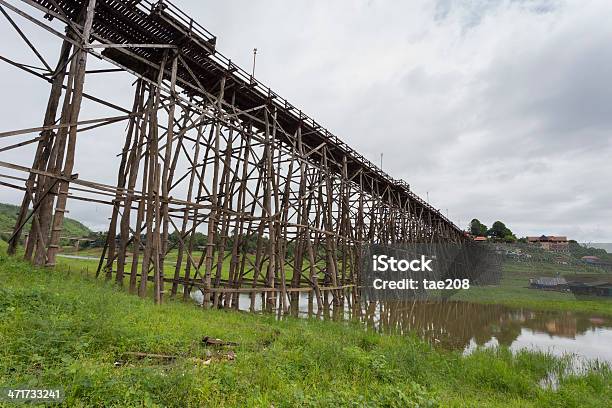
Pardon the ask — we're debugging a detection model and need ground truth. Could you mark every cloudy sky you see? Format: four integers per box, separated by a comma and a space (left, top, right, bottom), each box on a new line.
0, 0, 610, 241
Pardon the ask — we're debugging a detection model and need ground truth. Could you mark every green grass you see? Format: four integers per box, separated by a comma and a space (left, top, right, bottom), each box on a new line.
454, 260, 612, 316
1, 255, 611, 407
55, 246, 330, 285
55, 249, 286, 285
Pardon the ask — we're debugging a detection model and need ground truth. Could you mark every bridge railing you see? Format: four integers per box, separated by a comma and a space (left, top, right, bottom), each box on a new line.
142, 0, 217, 45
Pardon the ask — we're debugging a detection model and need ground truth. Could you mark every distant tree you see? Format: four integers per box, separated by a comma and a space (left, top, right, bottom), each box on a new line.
503, 234, 517, 243
568, 241, 612, 262
487, 221, 512, 239
81, 231, 107, 248
469, 219, 488, 236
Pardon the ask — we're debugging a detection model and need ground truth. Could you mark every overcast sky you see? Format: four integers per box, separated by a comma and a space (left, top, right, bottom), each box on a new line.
0, 0, 610, 241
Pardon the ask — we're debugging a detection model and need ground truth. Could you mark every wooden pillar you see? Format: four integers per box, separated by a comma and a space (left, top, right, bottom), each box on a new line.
31, 43, 78, 266
8, 38, 72, 256
224, 123, 252, 308
202, 75, 226, 306
46, 0, 98, 267
139, 52, 168, 302
129, 86, 153, 293
116, 80, 146, 287
171, 114, 204, 297
263, 108, 277, 310
158, 53, 179, 298
103, 79, 143, 280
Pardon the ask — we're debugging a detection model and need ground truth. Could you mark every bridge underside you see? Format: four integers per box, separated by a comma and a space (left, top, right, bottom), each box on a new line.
0, 0, 466, 310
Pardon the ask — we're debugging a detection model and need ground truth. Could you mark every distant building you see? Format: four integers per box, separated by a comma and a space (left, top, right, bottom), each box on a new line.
566, 275, 612, 297
529, 277, 567, 290
473, 236, 487, 242
568, 282, 612, 297
527, 235, 569, 252
581, 255, 601, 264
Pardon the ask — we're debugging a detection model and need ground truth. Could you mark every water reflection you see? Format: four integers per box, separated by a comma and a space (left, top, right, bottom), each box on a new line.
188, 288, 612, 362
509, 328, 612, 362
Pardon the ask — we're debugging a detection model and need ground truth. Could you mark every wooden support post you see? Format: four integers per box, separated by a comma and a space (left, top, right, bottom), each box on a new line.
116, 81, 146, 287
224, 123, 252, 308
263, 108, 277, 310
202, 75, 226, 307
46, 0, 98, 267
104, 79, 143, 280
171, 113, 204, 297
158, 53, 178, 298
8, 39, 72, 256
140, 52, 168, 301
31, 45, 78, 266
212, 105, 236, 308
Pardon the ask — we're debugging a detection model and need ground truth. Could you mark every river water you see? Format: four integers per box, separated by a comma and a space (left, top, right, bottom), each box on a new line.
53, 257, 610, 364
189, 289, 612, 364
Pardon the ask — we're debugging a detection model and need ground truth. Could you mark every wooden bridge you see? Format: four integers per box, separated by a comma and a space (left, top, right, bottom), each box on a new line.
0, 0, 467, 310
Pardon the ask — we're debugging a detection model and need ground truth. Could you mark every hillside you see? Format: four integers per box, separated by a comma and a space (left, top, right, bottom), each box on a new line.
0, 202, 92, 239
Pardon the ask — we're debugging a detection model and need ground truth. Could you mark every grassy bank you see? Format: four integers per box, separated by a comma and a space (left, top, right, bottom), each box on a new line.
1, 255, 611, 407
454, 260, 612, 316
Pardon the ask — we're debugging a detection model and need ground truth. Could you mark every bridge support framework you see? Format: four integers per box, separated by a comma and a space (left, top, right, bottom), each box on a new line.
0, 0, 466, 309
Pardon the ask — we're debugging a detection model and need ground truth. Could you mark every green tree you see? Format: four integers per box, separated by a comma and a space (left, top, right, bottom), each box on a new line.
487, 221, 512, 239
469, 219, 488, 236
503, 234, 517, 243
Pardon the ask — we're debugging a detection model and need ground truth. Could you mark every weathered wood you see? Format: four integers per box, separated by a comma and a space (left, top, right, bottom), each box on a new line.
140, 51, 167, 303
105, 80, 142, 281
7, 38, 72, 256
46, 0, 98, 267
3, 0, 468, 312
32, 41, 78, 265
122, 352, 176, 360
202, 75, 226, 306
202, 336, 239, 347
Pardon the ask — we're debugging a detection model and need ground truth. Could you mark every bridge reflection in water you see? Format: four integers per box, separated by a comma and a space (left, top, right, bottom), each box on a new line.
190, 289, 612, 362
